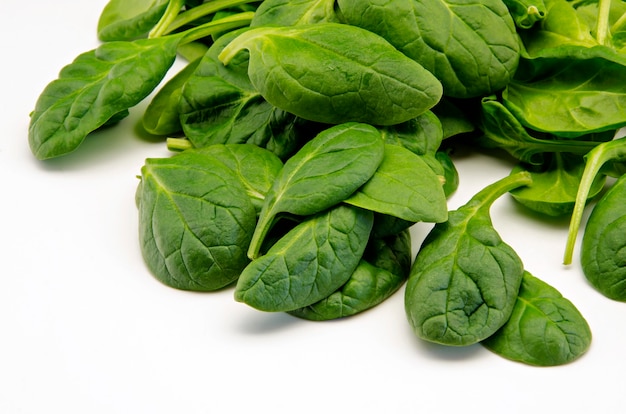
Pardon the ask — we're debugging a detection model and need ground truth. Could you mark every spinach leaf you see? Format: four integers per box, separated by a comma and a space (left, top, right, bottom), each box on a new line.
378, 111, 443, 157
581, 173, 626, 301
478, 96, 601, 164
336, 0, 520, 98
405, 172, 532, 346
196, 144, 283, 214
482, 271, 592, 366
28, 35, 180, 160
251, 0, 340, 26
218, 23, 443, 125
179, 28, 315, 159
503, 57, 626, 138
564, 136, 626, 264
97, 0, 169, 41
137, 148, 257, 291
436, 150, 460, 198
143, 56, 202, 136
235, 205, 374, 312
288, 229, 412, 320
432, 98, 476, 140
510, 152, 605, 217
248, 122, 385, 259
344, 144, 448, 223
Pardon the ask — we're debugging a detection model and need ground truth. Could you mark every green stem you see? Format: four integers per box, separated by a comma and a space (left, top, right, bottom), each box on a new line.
467, 171, 533, 212
611, 12, 626, 34
563, 136, 626, 264
163, 0, 259, 35
178, 11, 254, 45
150, 0, 186, 38
167, 137, 193, 152
595, 0, 612, 46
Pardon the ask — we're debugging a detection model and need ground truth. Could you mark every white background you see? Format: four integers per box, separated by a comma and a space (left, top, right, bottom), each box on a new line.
2, 1, 626, 413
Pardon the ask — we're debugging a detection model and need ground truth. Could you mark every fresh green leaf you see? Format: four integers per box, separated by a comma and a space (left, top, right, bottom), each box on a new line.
137, 148, 257, 291
251, 0, 340, 26
581, 173, 626, 301
288, 229, 412, 320
248, 122, 385, 258
344, 144, 448, 223
218, 23, 443, 125
29, 35, 180, 160
97, 0, 169, 41
235, 205, 374, 312
482, 271, 592, 366
336, 0, 520, 98
405, 172, 532, 346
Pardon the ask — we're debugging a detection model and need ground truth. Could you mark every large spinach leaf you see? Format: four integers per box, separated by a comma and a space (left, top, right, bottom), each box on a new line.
405, 172, 531, 346
235, 205, 374, 312
218, 23, 443, 125
482, 271, 592, 366
137, 148, 257, 291
29, 35, 180, 160
248, 122, 385, 258
336, 0, 520, 98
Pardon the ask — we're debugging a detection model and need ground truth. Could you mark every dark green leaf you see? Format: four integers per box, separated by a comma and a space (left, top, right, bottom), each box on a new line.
137, 149, 257, 291
482, 271, 592, 366
405, 172, 531, 346
29, 35, 180, 160
235, 205, 374, 312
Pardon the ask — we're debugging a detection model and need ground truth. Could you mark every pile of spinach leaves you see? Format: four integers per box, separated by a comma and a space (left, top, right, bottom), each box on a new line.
27, 0, 626, 367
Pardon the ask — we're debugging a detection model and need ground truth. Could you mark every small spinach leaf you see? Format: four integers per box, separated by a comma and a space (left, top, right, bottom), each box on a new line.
29, 35, 180, 160
344, 144, 448, 223
482, 271, 592, 366
235, 205, 374, 312
248, 122, 385, 258
405, 172, 531, 346
510, 152, 605, 217
288, 229, 412, 320
97, 0, 169, 41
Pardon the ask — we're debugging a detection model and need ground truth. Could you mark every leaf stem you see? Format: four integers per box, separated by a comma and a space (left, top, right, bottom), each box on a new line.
150, 0, 186, 38
163, 0, 259, 35
468, 171, 533, 211
563, 136, 626, 264
167, 137, 193, 152
178, 11, 254, 45
595, 0, 612, 45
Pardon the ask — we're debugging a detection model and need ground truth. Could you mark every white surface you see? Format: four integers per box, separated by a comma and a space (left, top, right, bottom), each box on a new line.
2, 2, 626, 413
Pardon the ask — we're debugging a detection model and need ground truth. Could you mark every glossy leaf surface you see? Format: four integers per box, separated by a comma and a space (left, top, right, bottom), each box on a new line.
251, 0, 340, 26
137, 149, 257, 291
97, 0, 168, 41
248, 123, 385, 258
337, 0, 520, 98
289, 229, 412, 320
219, 23, 443, 125
482, 271, 592, 366
29, 35, 180, 160
405, 172, 531, 346
235, 205, 374, 312
581, 174, 626, 301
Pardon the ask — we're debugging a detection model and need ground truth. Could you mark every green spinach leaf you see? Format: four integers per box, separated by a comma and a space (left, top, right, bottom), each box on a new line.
248, 122, 385, 258
482, 271, 592, 366
235, 205, 374, 312
137, 148, 257, 291
581, 173, 626, 301
29, 35, 180, 160
501, 0, 546, 28
288, 229, 412, 320
336, 0, 520, 98
405, 172, 531, 346
344, 144, 448, 223
218, 23, 443, 125
97, 0, 169, 41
